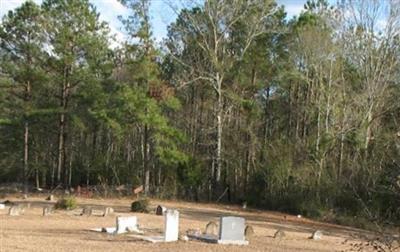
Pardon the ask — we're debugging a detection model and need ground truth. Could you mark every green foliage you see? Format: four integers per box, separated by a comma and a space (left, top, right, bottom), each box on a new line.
131, 198, 150, 213
55, 197, 77, 210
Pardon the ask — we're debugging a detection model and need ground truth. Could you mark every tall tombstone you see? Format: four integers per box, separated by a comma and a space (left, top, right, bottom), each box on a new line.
219, 216, 246, 242
164, 209, 179, 242
116, 216, 138, 234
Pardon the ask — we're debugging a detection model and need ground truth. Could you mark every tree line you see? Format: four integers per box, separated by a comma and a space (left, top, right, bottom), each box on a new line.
1, 0, 399, 227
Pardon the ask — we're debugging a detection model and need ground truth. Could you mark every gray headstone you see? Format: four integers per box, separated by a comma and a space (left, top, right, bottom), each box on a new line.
219, 216, 246, 241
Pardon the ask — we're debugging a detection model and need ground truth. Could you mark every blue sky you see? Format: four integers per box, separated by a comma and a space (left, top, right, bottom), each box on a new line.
1, 0, 308, 46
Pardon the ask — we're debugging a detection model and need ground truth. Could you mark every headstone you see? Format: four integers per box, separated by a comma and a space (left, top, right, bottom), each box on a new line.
156, 205, 166, 216
81, 206, 92, 216
46, 195, 54, 201
0, 203, 5, 210
116, 216, 139, 234
244, 225, 254, 238
23, 194, 28, 199
219, 216, 246, 242
8, 206, 20, 216
164, 209, 179, 242
43, 206, 53, 216
186, 216, 248, 245
310, 230, 322, 240
103, 207, 114, 217
205, 221, 218, 236
274, 229, 285, 239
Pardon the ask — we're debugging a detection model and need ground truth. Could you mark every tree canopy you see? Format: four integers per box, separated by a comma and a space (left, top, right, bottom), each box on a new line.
0, 0, 399, 230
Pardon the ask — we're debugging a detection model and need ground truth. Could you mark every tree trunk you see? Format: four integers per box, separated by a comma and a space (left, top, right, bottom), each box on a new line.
23, 121, 29, 193
215, 74, 223, 184
143, 124, 150, 195
57, 68, 70, 186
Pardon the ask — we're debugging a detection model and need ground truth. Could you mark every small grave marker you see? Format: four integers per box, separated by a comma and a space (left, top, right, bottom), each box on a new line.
274, 229, 285, 239
43, 206, 53, 216
205, 221, 218, 236
81, 206, 93, 216
103, 207, 114, 217
116, 216, 140, 234
310, 230, 323, 240
8, 206, 20, 216
156, 205, 166, 216
244, 225, 254, 238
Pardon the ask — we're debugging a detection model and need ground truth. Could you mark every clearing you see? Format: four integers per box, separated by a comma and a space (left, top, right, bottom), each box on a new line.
0, 196, 394, 252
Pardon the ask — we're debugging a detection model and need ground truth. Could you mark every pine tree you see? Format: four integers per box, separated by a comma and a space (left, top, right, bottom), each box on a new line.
42, 0, 111, 186
0, 1, 47, 192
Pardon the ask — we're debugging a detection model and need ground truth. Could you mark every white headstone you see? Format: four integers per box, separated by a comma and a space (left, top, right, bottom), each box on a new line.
164, 209, 179, 242
0, 203, 5, 209
116, 216, 138, 234
219, 216, 246, 242
311, 230, 323, 240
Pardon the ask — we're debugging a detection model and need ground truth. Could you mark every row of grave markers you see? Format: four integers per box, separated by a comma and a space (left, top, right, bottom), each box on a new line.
91, 209, 249, 245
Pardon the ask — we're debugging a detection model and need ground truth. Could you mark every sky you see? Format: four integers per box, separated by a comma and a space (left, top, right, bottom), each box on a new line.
0, 0, 308, 46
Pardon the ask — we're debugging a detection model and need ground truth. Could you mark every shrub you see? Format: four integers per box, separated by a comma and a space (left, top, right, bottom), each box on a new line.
55, 196, 77, 210
131, 198, 149, 213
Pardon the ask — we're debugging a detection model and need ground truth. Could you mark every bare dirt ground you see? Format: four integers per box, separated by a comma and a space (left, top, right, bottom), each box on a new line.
0, 195, 396, 252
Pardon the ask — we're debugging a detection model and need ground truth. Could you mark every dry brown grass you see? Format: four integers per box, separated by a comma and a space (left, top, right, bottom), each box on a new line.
0, 196, 394, 252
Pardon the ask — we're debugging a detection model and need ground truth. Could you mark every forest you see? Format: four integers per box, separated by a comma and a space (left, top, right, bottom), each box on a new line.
0, 0, 399, 229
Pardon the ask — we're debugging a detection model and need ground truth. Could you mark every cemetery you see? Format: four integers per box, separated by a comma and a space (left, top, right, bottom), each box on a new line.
1, 0, 400, 251
0, 194, 387, 252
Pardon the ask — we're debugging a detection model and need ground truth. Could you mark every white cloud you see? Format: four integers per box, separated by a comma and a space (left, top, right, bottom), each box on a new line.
285, 4, 304, 17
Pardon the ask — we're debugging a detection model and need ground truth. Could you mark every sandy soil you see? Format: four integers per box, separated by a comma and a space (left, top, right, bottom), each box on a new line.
0, 196, 395, 252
